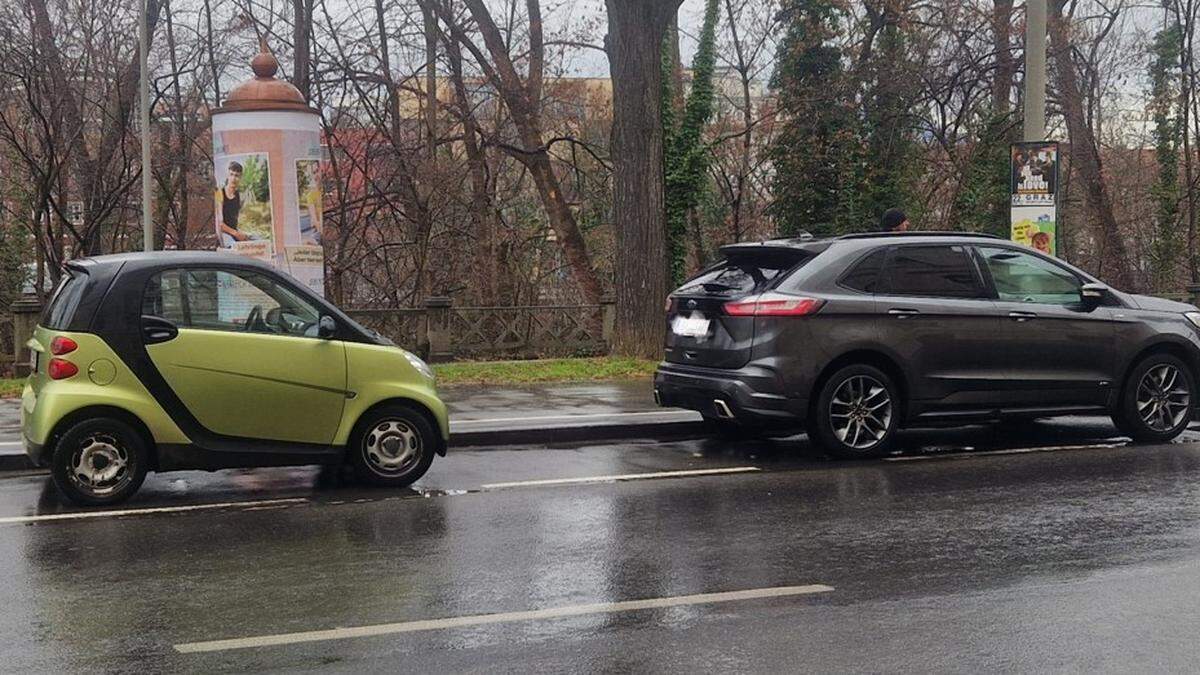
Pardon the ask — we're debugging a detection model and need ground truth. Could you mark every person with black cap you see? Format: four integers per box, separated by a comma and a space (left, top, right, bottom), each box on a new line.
881, 208, 909, 233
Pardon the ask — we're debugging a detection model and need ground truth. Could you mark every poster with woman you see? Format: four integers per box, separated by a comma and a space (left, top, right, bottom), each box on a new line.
295, 159, 323, 246
214, 153, 273, 261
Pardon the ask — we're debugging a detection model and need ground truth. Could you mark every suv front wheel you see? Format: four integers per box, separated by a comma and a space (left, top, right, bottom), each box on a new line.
811, 364, 900, 459
1115, 354, 1195, 443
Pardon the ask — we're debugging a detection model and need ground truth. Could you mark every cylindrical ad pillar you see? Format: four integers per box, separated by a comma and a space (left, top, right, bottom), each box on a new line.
211, 44, 325, 295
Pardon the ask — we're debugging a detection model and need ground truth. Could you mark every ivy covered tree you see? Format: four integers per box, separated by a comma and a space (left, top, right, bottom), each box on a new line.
767, 0, 860, 237
1150, 15, 1183, 290
662, 0, 720, 285
856, 6, 921, 227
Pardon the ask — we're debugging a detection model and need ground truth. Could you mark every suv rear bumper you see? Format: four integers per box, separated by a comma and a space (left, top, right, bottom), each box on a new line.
654, 362, 806, 427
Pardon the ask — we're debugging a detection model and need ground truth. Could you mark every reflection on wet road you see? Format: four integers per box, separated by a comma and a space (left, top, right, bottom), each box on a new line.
2, 416, 1200, 671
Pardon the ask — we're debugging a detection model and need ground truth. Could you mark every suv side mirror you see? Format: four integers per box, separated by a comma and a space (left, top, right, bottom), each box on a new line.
317, 315, 337, 339
1080, 282, 1109, 309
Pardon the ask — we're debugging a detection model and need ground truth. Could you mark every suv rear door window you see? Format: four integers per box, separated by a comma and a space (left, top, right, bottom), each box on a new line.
884, 245, 984, 298
840, 249, 887, 293
42, 270, 88, 330
675, 251, 807, 298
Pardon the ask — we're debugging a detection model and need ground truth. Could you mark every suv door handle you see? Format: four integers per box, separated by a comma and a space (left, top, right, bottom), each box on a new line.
888, 308, 920, 319
1008, 311, 1037, 322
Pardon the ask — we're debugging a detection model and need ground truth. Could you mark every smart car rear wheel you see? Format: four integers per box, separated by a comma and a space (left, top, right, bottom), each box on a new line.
811, 364, 899, 459
349, 405, 436, 487
50, 417, 148, 507
1115, 354, 1194, 443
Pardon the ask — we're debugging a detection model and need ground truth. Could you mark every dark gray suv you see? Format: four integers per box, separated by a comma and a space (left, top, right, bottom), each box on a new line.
654, 232, 1200, 458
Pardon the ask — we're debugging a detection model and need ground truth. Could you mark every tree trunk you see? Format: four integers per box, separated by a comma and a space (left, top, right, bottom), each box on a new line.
606, 0, 682, 358
292, 0, 312, 99
1049, 1, 1133, 289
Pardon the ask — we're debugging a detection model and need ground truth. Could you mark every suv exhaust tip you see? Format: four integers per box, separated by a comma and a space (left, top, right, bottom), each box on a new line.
713, 399, 735, 420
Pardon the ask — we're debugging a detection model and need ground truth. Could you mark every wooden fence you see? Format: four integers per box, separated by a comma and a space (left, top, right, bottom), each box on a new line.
345, 298, 616, 361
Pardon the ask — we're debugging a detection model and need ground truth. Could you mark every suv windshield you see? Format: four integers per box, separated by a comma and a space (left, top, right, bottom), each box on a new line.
42, 270, 88, 330
675, 251, 808, 298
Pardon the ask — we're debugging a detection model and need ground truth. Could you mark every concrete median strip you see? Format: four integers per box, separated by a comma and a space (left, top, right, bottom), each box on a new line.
173, 584, 835, 653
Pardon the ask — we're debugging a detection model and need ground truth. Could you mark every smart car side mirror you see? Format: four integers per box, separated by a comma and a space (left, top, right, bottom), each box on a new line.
317, 315, 337, 339
1080, 282, 1109, 310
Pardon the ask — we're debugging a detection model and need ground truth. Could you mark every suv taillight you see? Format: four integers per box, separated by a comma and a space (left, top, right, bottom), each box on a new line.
724, 294, 825, 317
48, 358, 78, 380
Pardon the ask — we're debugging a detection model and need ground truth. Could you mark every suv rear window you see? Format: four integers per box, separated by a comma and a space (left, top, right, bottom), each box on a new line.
676, 251, 809, 298
42, 270, 88, 330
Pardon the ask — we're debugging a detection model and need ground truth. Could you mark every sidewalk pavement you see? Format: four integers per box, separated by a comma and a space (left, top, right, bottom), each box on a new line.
0, 379, 703, 472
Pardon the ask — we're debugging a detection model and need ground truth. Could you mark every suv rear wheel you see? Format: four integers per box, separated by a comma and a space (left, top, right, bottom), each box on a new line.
50, 417, 149, 506
1115, 354, 1194, 443
811, 364, 900, 459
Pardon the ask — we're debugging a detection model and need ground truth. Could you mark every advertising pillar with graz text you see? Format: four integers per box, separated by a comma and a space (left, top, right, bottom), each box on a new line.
1010, 141, 1059, 256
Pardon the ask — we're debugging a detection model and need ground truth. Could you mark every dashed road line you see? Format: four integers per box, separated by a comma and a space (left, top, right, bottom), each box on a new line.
174, 584, 835, 653
481, 466, 761, 489
0, 497, 310, 525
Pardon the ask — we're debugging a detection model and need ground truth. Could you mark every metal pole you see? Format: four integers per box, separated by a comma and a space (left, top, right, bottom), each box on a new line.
139, 0, 152, 251
1024, 0, 1047, 142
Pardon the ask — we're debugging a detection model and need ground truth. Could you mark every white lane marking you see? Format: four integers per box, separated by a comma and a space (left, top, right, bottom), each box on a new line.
481, 466, 761, 490
175, 584, 834, 653
0, 497, 309, 525
883, 442, 1125, 462
0, 441, 24, 448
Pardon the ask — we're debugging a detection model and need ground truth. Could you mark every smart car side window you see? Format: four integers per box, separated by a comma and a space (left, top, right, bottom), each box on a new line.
977, 246, 1082, 305
144, 269, 323, 337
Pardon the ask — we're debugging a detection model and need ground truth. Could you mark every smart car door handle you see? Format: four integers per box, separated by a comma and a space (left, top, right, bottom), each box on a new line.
888, 308, 919, 319
141, 315, 179, 344
1008, 311, 1037, 322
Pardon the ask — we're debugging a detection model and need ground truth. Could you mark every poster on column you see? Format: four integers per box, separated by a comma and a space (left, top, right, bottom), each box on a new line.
1010, 141, 1059, 256
286, 158, 326, 295
214, 153, 274, 261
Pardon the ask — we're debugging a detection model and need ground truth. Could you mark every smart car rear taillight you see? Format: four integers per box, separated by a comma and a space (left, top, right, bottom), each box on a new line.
723, 294, 825, 317
50, 336, 78, 355
47, 358, 78, 380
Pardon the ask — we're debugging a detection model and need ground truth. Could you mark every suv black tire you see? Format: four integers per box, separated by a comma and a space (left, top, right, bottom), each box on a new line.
349, 404, 437, 487
50, 417, 149, 507
1114, 353, 1195, 443
811, 364, 900, 459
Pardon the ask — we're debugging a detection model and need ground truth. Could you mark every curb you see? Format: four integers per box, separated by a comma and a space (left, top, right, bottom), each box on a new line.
0, 411, 710, 475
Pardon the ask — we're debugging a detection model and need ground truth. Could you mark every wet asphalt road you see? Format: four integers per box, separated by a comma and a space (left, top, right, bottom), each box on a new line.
2, 418, 1200, 672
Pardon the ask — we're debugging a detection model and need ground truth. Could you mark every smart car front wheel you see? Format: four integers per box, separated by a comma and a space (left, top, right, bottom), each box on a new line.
348, 405, 436, 488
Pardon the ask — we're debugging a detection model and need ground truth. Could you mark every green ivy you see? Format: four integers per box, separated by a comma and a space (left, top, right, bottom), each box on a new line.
662, 0, 720, 286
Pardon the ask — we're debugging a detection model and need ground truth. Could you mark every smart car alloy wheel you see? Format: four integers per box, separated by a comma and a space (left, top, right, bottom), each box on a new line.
69, 432, 133, 497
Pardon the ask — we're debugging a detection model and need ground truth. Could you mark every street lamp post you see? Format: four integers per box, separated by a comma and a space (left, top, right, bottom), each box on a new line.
139, 0, 152, 251
1024, 0, 1047, 142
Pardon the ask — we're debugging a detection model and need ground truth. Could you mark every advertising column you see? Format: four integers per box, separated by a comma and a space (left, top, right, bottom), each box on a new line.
1010, 141, 1059, 256
211, 44, 325, 295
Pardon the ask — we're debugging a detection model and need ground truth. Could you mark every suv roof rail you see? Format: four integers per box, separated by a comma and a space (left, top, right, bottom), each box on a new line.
837, 231, 1004, 240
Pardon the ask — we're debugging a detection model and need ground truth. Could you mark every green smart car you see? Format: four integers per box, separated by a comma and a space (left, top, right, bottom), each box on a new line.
21, 252, 449, 506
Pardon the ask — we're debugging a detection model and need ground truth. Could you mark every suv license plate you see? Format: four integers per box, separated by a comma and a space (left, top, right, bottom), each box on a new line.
672, 315, 711, 338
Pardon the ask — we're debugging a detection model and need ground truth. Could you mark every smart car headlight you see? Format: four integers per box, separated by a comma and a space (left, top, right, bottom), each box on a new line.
1186, 312, 1200, 331
404, 351, 435, 381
